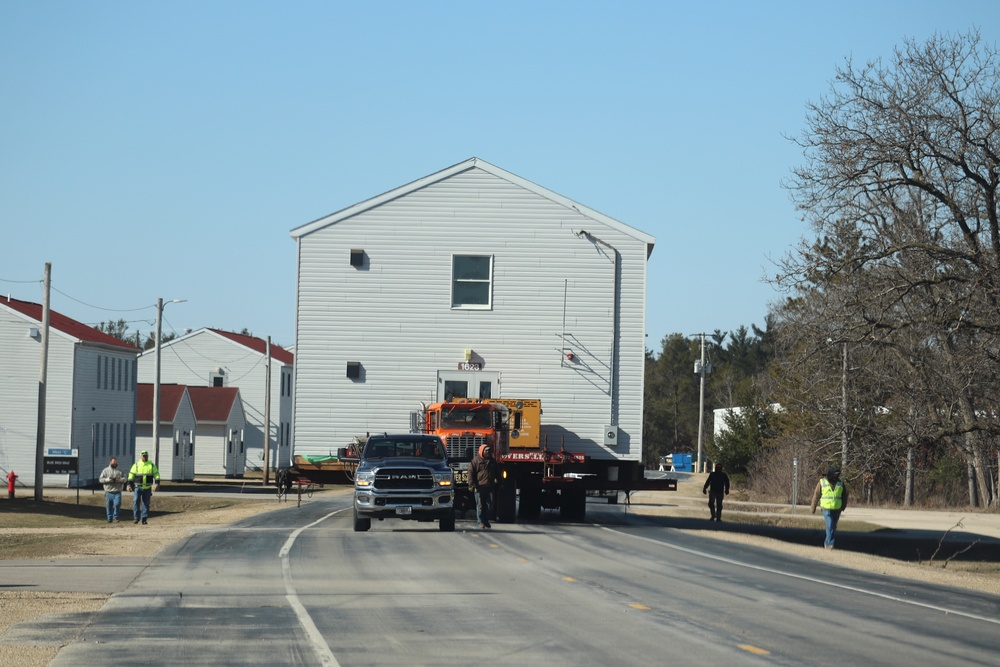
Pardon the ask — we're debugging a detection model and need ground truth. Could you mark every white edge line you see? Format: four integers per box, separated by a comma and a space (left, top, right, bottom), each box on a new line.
598, 524, 1000, 626
281, 509, 348, 666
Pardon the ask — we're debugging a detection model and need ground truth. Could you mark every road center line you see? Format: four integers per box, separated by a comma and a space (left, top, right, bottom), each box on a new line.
598, 524, 1000, 626
280, 509, 348, 666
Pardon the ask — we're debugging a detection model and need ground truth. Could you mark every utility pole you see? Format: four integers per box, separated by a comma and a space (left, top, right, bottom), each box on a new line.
695, 333, 707, 475
34, 262, 51, 501
153, 298, 163, 467
263, 336, 272, 486
153, 298, 186, 467
841, 341, 848, 472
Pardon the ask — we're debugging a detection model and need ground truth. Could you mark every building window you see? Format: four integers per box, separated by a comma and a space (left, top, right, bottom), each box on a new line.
451, 255, 493, 308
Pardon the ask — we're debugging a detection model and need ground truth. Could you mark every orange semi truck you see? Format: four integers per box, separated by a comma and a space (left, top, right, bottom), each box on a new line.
411, 398, 676, 522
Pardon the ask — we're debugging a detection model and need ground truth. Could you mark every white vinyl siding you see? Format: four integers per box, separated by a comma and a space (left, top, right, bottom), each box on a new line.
0, 305, 138, 488
73, 347, 139, 484
137, 331, 293, 470
292, 162, 651, 462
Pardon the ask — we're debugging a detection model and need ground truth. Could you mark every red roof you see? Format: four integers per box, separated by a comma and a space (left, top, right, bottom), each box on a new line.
1, 296, 139, 351
136, 383, 188, 422
187, 386, 241, 422
209, 328, 293, 364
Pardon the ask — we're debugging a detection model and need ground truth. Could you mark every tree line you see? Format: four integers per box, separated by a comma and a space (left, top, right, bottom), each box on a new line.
645, 31, 1000, 509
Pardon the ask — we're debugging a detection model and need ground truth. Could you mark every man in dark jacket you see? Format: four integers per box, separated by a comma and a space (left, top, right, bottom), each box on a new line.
468, 445, 499, 529
703, 463, 731, 522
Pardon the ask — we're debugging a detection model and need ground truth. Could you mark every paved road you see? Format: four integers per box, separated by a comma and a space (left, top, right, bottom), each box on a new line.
5, 492, 996, 667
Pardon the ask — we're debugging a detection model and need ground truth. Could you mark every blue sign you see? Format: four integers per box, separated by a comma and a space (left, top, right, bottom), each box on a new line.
45, 448, 75, 457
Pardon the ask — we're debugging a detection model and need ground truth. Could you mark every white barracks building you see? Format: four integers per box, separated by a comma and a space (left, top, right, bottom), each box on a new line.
289, 158, 654, 464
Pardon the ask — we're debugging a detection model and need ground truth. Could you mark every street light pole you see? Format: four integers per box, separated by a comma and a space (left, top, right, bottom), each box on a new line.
152, 298, 186, 467
695, 333, 707, 475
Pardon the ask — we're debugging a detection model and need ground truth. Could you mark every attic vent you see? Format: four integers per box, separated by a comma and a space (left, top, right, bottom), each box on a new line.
350, 249, 365, 268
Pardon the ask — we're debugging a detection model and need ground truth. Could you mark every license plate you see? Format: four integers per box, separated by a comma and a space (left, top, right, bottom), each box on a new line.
395, 506, 412, 515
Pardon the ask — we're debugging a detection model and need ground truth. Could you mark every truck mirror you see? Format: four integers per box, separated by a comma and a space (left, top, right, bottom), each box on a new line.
338, 447, 359, 463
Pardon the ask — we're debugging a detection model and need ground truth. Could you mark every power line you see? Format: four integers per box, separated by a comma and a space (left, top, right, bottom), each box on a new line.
50, 285, 155, 313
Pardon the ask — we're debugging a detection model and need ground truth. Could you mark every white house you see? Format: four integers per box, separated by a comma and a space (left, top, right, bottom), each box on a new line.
0, 295, 139, 487
138, 328, 293, 472
136, 383, 197, 482
187, 386, 247, 477
289, 157, 654, 461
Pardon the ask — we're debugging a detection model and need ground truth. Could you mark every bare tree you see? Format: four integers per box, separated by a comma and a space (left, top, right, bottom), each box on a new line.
776, 31, 1000, 506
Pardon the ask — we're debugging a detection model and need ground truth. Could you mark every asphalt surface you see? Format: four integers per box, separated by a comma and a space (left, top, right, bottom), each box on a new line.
5, 475, 1000, 598
8, 492, 1000, 667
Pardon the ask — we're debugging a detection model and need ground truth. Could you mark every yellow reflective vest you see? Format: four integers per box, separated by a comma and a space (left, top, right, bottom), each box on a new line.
128, 460, 160, 490
819, 478, 844, 510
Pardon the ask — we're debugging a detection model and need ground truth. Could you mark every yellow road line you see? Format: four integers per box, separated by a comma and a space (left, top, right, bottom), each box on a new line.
738, 644, 770, 655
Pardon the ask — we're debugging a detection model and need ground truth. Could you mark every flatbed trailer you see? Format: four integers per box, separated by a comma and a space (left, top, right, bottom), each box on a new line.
287, 454, 354, 485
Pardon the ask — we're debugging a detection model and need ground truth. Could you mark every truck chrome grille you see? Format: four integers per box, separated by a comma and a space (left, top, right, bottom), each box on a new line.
374, 496, 434, 506
374, 468, 434, 490
445, 435, 485, 460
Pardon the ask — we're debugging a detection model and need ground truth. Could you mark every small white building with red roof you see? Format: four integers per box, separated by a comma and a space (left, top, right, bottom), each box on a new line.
187, 385, 246, 477
0, 295, 140, 487
137, 328, 293, 473
136, 383, 196, 481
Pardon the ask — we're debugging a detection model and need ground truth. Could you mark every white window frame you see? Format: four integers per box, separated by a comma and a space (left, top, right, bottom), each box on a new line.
451, 254, 493, 309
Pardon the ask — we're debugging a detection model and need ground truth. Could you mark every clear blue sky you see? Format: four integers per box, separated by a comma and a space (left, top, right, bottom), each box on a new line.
2, 2, 997, 351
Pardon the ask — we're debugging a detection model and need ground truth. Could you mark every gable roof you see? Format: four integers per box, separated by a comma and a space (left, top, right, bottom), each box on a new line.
288, 157, 656, 253
0, 296, 139, 352
136, 383, 188, 422
208, 328, 294, 364
149, 327, 294, 365
187, 386, 242, 423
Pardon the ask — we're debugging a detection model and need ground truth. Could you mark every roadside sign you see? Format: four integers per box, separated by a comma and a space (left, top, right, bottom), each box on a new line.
43, 457, 78, 474
45, 448, 78, 457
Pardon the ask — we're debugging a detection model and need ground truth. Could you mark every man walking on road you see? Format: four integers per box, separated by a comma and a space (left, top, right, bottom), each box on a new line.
98, 457, 127, 523
468, 444, 499, 529
811, 466, 848, 549
128, 450, 160, 525
703, 463, 730, 521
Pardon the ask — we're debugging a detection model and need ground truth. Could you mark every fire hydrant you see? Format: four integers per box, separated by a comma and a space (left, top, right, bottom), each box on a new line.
6, 470, 16, 499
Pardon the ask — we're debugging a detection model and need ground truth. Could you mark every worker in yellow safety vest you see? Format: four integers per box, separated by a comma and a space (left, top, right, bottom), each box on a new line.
810, 466, 848, 549
128, 450, 160, 525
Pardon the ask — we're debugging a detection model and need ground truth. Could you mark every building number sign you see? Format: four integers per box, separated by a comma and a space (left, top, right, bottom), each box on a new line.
457, 362, 484, 371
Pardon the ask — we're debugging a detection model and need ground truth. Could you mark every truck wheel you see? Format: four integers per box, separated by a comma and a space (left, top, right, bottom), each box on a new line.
497, 484, 517, 523
560, 487, 587, 522
353, 509, 371, 532
439, 510, 455, 532
518, 485, 541, 520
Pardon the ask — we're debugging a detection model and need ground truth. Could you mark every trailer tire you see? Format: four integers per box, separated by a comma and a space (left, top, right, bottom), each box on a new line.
439, 510, 455, 532
497, 484, 517, 523
560, 487, 587, 522
353, 509, 371, 532
518, 485, 542, 520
